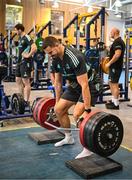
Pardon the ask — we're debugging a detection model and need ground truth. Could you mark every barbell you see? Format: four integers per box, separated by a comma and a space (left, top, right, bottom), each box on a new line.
33, 97, 124, 157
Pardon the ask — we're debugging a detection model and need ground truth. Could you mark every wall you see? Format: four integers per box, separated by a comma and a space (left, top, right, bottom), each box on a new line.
0, 0, 106, 46
22, 0, 51, 34
106, 13, 125, 46
0, 0, 6, 34
0, 0, 87, 34
0, 0, 23, 34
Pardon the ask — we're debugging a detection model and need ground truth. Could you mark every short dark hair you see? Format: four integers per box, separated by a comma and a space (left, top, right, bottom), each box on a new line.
43, 36, 59, 49
15, 23, 25, 32
58, 38, 62, 44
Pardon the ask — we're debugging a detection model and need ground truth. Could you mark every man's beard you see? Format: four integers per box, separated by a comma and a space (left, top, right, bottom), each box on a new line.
51, 54, 57, 59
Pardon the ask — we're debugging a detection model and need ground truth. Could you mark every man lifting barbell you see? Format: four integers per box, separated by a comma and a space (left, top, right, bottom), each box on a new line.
43, 36, 102, 159
105, 28, 125, 109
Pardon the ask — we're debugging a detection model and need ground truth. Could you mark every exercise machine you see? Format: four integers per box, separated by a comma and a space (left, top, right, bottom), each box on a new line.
63, 11, 98, 50
32, 21, 52, 90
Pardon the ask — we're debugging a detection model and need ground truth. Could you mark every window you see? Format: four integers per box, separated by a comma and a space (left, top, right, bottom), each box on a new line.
6, 4, 23, 29
51, 11, 64, 35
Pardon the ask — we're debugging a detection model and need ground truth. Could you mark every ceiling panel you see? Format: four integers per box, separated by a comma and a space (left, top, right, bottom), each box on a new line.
60, 0, 132, 18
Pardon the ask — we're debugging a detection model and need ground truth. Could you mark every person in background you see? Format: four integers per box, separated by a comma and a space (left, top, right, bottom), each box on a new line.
105, 28, 125, 110
14, 23, 37, 106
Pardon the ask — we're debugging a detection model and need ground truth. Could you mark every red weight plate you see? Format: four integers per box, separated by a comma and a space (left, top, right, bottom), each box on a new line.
79, 110, 101, 148
33, 97, 51, 125
37, 98, 60, 130
33, 97, 50, 124
35, 97, 52, 124
32, 99, 41, 117
33, 98, 45, 124
33, 97, 45, 122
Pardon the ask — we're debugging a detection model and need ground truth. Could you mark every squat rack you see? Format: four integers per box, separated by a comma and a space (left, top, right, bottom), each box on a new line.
63, 11, 98, 50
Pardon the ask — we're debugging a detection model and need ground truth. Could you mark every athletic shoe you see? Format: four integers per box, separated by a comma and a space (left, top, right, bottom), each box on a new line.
24, 101, 30, 107
75, 148, 93, 159
106, 100, 112, 104
105, 102, 119, 110
105, 100, 113, 107
54, 136, 75, 147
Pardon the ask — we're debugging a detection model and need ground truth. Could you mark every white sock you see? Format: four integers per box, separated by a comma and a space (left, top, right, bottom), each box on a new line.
54, 132, 75, 147
65, 132, 72, 139
113, 98, 119, 106
75, 147, 93, 159
111, 96, 114, 103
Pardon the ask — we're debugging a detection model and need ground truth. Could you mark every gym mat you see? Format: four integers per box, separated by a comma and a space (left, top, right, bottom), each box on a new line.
0, 127, 132, 179
66, 154, 122, 179
29, 130, 65, 145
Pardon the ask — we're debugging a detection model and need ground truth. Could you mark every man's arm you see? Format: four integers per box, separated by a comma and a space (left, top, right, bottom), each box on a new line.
22, 43, 37, 58
50, 73, 55, 85
106, 49, 121, 67
77, 73, 91, 110
54, 73, 63, 102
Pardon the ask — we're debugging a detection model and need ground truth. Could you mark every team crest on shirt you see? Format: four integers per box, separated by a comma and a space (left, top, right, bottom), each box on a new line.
23, 72, 28, 77
21, 40, 25, 45
57, 64, 61, 69
66, 64, 70, 69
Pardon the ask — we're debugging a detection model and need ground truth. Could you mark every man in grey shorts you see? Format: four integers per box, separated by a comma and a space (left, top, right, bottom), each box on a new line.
15, 23, 37, 105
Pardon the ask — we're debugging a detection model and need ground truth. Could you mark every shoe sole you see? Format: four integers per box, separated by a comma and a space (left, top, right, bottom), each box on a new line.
106, 106, 119, 110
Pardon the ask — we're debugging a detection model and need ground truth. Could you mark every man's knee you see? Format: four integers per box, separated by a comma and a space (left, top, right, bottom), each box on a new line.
54, 104, 66, 116
111, 82, 119, 88
16, 77, 22, 84
54, 102, 70, 116
73, 103, 84, 120
22, 78, 31, 86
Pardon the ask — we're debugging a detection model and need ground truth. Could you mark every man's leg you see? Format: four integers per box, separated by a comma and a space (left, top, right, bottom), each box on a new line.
73, 102, 93, 159
22, 78, 31, 102
108, 81, 114, 103
109, 81, 119, 106
73, 102, 84, 121
106, 68, 121, 109
54, 98, 75, 147
21, 61, 32, 103
16, 77, 24, 97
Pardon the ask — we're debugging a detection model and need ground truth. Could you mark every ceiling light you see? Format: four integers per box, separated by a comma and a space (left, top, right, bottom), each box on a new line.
16, 0, 21, 2
116, 13, 121, 18
52, 2, 59, 8
52, 0, 59, 8
115, 0, 122, 7
39, 0, 45, 4
114, 6, 119, 15
87, 6, 93, 13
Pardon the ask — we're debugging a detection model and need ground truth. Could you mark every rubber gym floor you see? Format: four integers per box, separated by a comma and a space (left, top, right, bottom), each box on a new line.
0, 71, 132, 179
